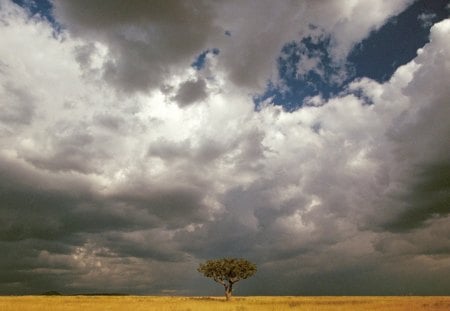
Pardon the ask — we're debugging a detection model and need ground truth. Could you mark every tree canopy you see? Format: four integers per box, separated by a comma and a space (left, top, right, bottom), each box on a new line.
198, 258, 257, 300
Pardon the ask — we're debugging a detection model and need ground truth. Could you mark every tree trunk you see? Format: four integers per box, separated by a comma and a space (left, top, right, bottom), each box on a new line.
225, 283, 233, 301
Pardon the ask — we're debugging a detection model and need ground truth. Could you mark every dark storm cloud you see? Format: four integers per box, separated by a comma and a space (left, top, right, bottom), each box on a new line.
375, 217, 450, 256
0, 157, 82, 241
0, 241, 70, 294
175, 179, 332, 263
173, 78, 207, 107
0, 157, 151, 242
53, 0, 219, 93
384, 162, 450, 232
175, 212, 258, 261
111, 182, 210, 228
0, 151, 212, 242
100, 230, 186, 262
0, 153, 209, 293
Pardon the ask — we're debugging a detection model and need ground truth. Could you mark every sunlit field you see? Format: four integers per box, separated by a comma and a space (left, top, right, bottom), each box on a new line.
0, 296, 449, 311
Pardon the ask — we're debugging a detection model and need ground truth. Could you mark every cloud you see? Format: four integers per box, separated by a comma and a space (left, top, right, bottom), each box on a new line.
173, 78, 208, 107
0, 0, 449, 295
418, 12, 437, 28
0, 82, 36, 125
50, 0, 413, 93
213, 0, 413, 91
52, 0, 219, 93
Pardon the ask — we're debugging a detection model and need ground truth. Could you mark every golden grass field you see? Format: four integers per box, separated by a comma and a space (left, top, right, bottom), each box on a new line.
0, 296, 449, 311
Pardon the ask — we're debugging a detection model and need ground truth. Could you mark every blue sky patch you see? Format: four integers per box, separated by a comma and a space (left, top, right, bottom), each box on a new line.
254, 36, 352, 111
191, 48, 220, 71
255, 0, 449, 111
348, 0, 449, 83
12, 0, 59, 30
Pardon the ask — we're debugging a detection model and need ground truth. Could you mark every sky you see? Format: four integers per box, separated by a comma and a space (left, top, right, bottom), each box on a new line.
0, 0, 449, 296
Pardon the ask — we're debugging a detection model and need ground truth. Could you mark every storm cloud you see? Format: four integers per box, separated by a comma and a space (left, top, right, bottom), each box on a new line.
0, 0, 449, 295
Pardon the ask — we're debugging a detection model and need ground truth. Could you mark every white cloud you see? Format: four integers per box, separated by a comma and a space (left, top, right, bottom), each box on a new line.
418, 12, 437, 28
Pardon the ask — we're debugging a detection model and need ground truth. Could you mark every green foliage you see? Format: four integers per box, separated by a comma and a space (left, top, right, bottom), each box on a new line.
197, 258, 257, 284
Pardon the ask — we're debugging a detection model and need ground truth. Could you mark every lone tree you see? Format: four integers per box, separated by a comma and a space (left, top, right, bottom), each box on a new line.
197, 258, 257, 300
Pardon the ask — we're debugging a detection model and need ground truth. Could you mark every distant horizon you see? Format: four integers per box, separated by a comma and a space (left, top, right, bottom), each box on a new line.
3, 293, 450, 297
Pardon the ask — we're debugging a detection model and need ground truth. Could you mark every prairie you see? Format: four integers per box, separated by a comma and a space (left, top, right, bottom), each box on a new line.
0, 296, 449, 311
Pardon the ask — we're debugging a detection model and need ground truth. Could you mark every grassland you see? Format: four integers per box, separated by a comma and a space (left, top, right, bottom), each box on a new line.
0, 296, 449, 310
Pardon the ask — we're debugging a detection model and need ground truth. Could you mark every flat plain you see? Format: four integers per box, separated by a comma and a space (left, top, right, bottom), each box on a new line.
0, 296, 449, 311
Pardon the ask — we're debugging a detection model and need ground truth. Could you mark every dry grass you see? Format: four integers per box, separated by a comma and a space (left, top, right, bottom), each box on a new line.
0, 296, 449, 310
